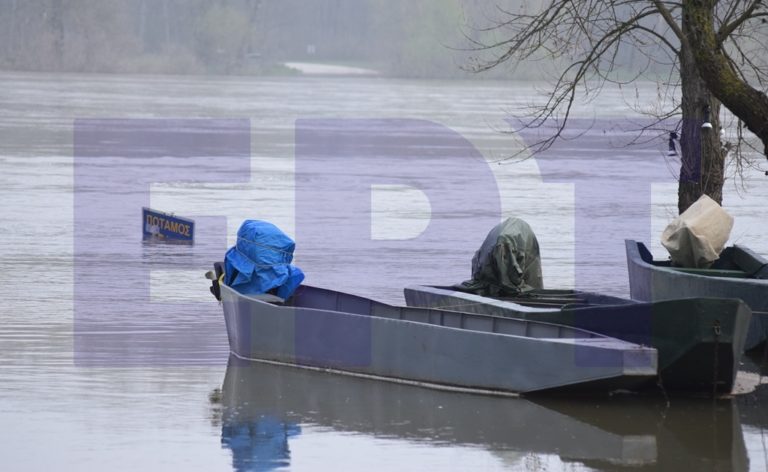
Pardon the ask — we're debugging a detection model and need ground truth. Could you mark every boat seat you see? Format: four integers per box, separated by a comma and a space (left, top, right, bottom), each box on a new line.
636, 242, 655, 264
669, 267, 749, 278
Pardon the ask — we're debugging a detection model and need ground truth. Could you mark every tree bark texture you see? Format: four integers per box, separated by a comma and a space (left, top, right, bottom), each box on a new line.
677, 32, 726, 213
683, 0, 768, 158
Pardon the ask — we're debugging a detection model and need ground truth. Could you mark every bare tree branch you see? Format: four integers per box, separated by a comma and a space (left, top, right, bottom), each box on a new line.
717, 0, 761, 43
684, 0, 768, 156
465, 0, 768, 211
649, 0, 684, 39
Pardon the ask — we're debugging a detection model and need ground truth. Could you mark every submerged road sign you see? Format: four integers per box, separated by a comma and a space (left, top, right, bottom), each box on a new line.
142, 207, 195, 243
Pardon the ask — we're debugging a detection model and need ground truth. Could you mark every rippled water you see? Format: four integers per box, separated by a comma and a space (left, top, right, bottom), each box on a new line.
2, 71, 768, 471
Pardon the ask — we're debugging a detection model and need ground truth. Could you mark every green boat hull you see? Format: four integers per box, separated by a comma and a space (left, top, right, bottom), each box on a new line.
627, 240, 768, 350
404, 286, 751, 394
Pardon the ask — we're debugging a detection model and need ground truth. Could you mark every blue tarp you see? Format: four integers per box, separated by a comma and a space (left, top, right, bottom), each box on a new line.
224, 220, 305, 299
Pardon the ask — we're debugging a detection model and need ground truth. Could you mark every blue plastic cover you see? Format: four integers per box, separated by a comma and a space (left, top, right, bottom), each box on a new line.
224, 220, 305, 299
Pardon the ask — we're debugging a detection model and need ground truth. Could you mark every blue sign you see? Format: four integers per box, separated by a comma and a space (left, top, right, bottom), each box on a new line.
142, 207, 194, 243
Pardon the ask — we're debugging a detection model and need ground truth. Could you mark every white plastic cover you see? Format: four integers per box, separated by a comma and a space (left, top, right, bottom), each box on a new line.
661, 195, 734, 268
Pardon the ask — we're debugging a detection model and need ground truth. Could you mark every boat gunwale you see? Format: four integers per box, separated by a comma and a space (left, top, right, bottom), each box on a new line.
221, 283, 654, 349
626, 240, 768, 286
408, 283, 749, 315
408, 285, 562, 314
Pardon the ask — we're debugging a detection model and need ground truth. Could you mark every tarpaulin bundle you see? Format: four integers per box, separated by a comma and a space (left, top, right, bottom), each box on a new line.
661, 194, 734, 268
454, 217, 543, 297
224, 220, 305, 299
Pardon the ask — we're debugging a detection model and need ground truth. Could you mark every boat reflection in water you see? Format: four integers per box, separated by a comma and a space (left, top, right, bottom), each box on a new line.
219, 356, 748, 471
221, 412, 300, 472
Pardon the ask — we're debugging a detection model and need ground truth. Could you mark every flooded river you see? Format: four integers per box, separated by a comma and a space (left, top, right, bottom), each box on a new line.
2, 71, 768, 471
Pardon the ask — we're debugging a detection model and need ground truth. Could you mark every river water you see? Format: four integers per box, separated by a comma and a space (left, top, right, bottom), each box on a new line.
1, 71, 768, 471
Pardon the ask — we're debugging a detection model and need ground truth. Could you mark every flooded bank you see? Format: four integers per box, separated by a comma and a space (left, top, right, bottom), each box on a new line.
2, 71, 768, 470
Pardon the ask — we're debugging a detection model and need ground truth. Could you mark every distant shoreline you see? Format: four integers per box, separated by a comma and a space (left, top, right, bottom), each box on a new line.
283, 62, 379, 77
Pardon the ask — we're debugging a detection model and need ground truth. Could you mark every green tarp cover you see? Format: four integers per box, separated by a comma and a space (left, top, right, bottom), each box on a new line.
454, 217, 543, 296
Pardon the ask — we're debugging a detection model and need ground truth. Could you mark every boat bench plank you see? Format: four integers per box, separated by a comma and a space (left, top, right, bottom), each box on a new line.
670, 267, 749, 278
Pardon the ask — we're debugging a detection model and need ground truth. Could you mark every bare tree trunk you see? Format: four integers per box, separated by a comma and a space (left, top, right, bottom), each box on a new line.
240, 0, 262, 61
683, 0, 768, 159
163, 0, 172, 46
6, 0, 19, 63
138, 0, 147, 46
51, 0, 65, 70
677, 18, 725, 213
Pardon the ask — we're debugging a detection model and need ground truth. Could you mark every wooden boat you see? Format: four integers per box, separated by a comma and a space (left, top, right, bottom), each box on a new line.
210, 266, 657, 395
626, 240, 768, 350
404, 285, 751, 394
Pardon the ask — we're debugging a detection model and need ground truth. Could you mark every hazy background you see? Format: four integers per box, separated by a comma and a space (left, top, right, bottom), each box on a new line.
4, 2, 768, 471
0, 0, 669, 79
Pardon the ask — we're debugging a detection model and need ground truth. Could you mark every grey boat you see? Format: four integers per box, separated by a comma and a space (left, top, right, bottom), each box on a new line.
211, 270, 657, 395
403, 285, 750, 394
626, 239, 768, 350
